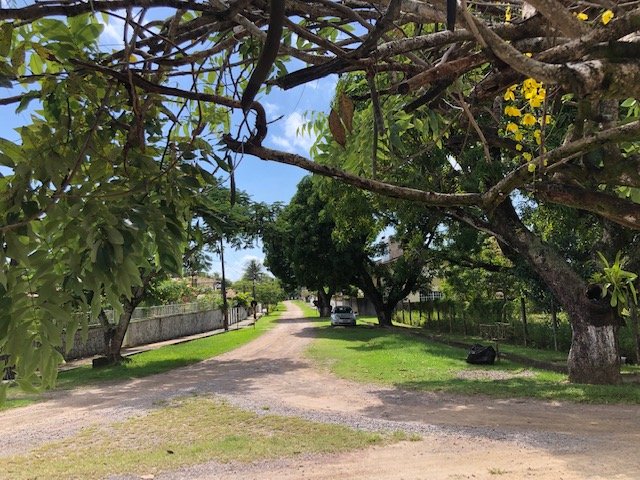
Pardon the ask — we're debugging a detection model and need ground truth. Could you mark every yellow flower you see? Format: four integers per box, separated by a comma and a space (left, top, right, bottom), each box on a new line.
533, 129, 542, 145
524, 52, 533, 58
543, 158, 549, 167
505, 5, 512, 22
522, 113, 537, 126
503, 84, 517, 101
516, 143, 523, 151
523, 152, 533, 161
529, 96, 543, 108
539, 114, 553, 125
576, 12, 588, 21
504, 105, 522, 117
527, 163, 536, 172
506, 122, 519, 133
602, 10, 614, 25
514, 131, 524, 142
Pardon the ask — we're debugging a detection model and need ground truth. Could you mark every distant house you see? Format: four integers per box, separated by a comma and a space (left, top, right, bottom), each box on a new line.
380, 237, 444, 303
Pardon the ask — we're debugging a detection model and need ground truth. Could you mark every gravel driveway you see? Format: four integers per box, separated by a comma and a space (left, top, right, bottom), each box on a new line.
4, 301, 640, 479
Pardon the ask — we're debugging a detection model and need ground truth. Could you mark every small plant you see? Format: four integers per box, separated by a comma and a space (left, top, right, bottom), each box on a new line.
591, 252, 638, 317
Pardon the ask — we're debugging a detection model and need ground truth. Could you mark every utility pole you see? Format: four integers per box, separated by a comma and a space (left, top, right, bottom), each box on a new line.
252, 273, 257, 320
220, 238, 229, 331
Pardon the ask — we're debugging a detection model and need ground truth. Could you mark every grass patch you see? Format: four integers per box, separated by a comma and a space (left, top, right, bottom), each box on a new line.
400, 325, 640, 374
4, 306, 283, 408
306, 317, 640, 404
0, 396, 404, 479
292, 299, 319, 318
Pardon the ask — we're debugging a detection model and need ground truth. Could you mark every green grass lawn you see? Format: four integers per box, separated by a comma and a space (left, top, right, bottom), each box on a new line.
394, 324, 569, 365
2, 306, 283, 410
0, 396, 407, 480
307, 316, 640, 404
292, 299, 319, 318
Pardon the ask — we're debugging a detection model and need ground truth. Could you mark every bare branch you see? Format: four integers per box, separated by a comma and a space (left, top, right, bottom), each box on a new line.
222, 139, 483, 208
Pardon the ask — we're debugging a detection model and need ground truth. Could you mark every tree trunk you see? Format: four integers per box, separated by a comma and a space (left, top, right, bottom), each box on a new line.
551, 299, 559, 351
631, 302, 640, 365
105, 303, 135, 363
568, 318, 621, 384
490, 200, 621, 384
98, 281, 149, 365
317, 288, 333, 317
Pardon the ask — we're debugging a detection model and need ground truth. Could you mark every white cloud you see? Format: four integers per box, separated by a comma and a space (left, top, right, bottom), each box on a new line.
263, 101, 280, 116
240, 254, 264, 267
271, 135, 293, 150
99, 14, 126, 49
274, 112, 316, 155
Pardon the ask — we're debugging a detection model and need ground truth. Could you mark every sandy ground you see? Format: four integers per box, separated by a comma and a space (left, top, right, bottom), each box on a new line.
4, 301, 640, 479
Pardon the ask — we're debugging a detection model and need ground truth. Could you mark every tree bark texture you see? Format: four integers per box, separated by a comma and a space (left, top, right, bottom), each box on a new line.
490, 200, 622, 384
317, 288, 333, 317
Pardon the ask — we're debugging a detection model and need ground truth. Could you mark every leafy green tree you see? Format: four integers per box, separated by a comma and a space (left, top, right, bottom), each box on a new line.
255, 279, 286, 313
3, 0, 640, 388
262, 176, 365, 317
242, 259, 266, 283
146, 279, 196, 306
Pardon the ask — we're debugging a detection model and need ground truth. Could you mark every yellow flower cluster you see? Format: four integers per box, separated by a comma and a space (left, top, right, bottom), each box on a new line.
575, 9, 614, 24
501, 77, 554, 171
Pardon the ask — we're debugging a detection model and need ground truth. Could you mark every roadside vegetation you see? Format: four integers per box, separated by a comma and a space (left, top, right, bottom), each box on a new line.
307, 317, 640, 404
0, 396, 406, 480
2, 306, 283, 411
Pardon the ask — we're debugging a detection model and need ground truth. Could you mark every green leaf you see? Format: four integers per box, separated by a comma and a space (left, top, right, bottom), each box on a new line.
10, 43, 25, 69
64, 316, 79, 353
16, 91, 39, 113
0, 137, 24, 165
16, 378, 40, 394
107, 227, 124, 245
212, 153, 231, 173
0, 23, 12, 57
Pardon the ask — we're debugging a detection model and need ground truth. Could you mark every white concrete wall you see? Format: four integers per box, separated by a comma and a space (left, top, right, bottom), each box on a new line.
64, 307, 248, 360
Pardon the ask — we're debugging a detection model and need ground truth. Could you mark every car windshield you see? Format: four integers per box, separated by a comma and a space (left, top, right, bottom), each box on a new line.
333, 306, 352, 313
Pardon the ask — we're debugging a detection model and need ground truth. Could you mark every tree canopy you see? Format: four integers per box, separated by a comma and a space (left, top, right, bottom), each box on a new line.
1, 0, 639, 386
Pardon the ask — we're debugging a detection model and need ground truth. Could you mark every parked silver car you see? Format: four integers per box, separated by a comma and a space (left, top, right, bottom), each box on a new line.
330, 306, 357, 326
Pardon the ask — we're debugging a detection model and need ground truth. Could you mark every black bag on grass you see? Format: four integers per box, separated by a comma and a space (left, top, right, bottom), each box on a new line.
466, 344, 496, 365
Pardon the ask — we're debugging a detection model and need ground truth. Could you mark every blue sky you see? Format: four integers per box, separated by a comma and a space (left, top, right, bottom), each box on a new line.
0, 14, 336, 280
211, 80, 335, 280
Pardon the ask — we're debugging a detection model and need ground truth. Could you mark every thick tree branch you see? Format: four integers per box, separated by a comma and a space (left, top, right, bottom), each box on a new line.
222, 139, 483, 207
535, 183, 640, 230
484, 120, 640, 209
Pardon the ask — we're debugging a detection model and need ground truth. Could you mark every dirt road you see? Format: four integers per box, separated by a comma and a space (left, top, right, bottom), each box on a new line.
4, 301, 640, 479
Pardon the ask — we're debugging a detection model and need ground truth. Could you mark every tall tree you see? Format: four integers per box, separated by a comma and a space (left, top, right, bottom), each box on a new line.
242, 259, 265, 283
2, 0, 639, 388
263, 176, 365, 316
